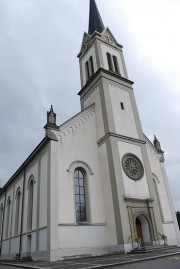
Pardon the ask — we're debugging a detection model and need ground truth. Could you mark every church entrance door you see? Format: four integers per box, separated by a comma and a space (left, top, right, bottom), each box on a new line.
135, 215, 151, 246
136, 218, 144, 244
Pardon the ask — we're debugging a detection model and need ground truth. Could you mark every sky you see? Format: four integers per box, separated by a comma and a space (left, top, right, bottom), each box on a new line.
0, 0, 180, 210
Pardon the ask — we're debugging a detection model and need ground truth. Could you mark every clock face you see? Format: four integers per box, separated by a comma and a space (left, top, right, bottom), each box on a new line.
122, 154, 144, 180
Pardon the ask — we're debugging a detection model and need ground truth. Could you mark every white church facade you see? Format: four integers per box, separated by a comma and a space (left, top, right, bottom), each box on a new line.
0, 0, 179, 261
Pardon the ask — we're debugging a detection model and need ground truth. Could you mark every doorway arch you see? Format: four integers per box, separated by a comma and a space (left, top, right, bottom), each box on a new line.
135, 214, 151, 245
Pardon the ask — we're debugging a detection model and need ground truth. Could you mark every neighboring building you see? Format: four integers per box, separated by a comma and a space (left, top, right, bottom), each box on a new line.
0, 0, 179, 261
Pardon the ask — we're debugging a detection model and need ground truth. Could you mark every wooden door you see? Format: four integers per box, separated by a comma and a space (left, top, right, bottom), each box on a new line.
136, 218, 144, 244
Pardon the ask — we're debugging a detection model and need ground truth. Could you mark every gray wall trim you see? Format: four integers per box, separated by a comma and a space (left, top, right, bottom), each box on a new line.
140, 144, 163, 238
47, 143, 51, 254
99, 80, 115, 134
9, 184, 15, 254
79, 61, 83, 88
94, 39, 101, 69
152, 177, 164, 221
120, 50, 128, 79
106, 137, 124, 244
128, 90, 144, 140
0, 190, 7, 256
98, 132, 146, 146
58, 223, 106, 226
36, 157, 41, 252
125, 197, 154, 204
19, 168, 26, 258
78, 68, 133, 99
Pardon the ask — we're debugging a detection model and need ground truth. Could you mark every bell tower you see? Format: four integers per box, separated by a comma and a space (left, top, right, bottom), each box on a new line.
78, 0, 128, 89
77, 0, 164, 252
78, 0, 143, 142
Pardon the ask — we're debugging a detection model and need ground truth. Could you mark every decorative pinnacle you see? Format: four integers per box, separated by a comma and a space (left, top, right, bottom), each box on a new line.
88, 0, 105, 35
153, 135, 164, 154
44, 105, 58, 130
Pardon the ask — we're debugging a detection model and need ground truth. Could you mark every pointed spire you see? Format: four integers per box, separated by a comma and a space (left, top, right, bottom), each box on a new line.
153, 135, 164, 154
88, 0, 105, 35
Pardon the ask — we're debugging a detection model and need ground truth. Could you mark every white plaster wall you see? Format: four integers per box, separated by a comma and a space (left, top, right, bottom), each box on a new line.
1, 240, 10, 254
22, 232, 36, 253
59, 111, 106, 227
109, 85, 138, 139
59, 226, 108, 248
39, 228, 47, 251
163, 223, 178, 245
81, 45, 97, 86
23, 160, 38, 232
39, 150, 48, 228
118, 141, 150, 198
84, 87, 105, 139
146, 144, 173, 221
101, 42, 125, 77
10, 236, 20, 254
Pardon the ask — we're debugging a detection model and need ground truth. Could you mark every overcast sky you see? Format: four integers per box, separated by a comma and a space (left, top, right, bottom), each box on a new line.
0, 0, 180, 210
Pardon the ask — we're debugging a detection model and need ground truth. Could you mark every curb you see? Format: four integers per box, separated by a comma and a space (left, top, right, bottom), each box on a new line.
0, 251, 180, 269
0, 262, 49, 269
82, 251, 180, 269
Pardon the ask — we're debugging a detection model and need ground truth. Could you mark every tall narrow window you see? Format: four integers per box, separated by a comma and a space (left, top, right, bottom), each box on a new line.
120, 102, 124, 110
89, 56, 94, 77
0, 204, 3, 236
153, 178, 164, 221
107, 53, 113, 71
5, 197, 11, 238
113, 55, 120, 74
85, 61, 90, 81
27, 179, 34, 231
14, 189, 21, 235
74, 168, 87, 222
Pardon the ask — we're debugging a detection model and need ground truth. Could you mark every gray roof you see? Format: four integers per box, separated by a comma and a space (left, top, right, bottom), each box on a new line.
88, 0, 105, 35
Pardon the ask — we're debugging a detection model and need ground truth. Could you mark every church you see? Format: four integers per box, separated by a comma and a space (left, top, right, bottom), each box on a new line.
0, 0, 179, 262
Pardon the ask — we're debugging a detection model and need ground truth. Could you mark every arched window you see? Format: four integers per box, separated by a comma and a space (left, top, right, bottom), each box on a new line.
85, 61, 90, 81
89, 56, 94, 77
0, 204, 4, 236
113, 55, 120, 74
153, 177, 164, 221
27, 179, 34, 231
5, 197, 11, 238
107, 52, 113, 71
14, 189, 21, 235
74, 168, 87, 222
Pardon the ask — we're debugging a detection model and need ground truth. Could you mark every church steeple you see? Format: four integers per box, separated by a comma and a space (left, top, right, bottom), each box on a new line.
88, 0, 105, 35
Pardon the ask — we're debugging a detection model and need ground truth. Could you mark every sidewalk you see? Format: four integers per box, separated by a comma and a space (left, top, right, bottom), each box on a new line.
1, 247, 180, 269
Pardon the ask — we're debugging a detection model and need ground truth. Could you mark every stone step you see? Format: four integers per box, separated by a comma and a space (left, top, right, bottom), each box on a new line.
129, 245, 179, 254
20, 256, 33, 261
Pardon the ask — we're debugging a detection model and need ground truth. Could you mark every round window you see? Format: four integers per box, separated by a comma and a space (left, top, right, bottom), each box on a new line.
122, 154, 144, 180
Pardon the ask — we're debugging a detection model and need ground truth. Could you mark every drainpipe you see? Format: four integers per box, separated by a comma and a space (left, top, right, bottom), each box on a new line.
19, 167, 26, 259
0, 188, 7, 257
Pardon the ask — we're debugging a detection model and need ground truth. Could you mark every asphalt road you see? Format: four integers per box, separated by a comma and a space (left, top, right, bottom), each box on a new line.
1, 254, 180, 269
0, 266, 27, 269
108, 255, 180, 269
